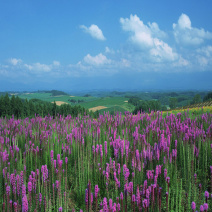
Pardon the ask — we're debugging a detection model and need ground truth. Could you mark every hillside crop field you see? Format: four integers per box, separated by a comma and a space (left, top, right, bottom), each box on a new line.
16, 92, 135, 114
80, 97, 134, 114
17, 93, 98, 105
0, 108, 212, 211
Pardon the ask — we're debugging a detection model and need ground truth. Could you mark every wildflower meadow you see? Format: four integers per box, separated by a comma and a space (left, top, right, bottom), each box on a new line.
0, 108, 212, 211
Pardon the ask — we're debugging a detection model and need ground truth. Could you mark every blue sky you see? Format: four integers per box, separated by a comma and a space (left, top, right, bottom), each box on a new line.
0, 0, 212, 91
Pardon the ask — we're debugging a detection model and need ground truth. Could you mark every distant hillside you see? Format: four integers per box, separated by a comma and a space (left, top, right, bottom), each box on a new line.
43, 90, 68, 96
175, 100, 212, 110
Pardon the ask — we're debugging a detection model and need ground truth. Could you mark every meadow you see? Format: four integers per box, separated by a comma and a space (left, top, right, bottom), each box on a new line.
0, 106, 212, 211
17, 92, 134, 115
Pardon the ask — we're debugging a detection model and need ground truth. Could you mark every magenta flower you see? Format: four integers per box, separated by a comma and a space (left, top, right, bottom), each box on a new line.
6, 185, 10, 196
204, 203, 208, 211
28, 181, 32, 193
13, 202, 18, 211
85, 189, 88, 206
103, 197, 108, 211
39, 193, 42, 204
22, 195, 28, 212
120, 192, 123, 200
95, 185, 99, 198
117, 203, 120, 211
191, 202, 196, 210
65, 157, 68, 164
22, 184, 26, 197
50, 150, 54, 158
132, 194, 136, 202
200, 205, 204, 212
59, 207, 62, 212
142, 199, 148, 208
205, 191, 209, 202
166, 177, 170, 184
109, 198, 113, 210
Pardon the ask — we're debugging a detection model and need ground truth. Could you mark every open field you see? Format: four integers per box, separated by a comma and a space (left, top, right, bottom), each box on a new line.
80, 97, 133, 113
17, 92, 99, 105
14, 90, 212, 115
88, 106, 108, 112
17, 92, 135, 114
51, 101, 69, 106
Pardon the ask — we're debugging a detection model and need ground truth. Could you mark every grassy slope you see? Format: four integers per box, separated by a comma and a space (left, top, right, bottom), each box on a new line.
18, 93, 98, 104
18, 93, 134, 113
80, 97, 134, 113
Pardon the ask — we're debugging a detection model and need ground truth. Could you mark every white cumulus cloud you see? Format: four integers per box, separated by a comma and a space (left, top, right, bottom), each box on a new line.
173, 13, 212, 46
150, 38, 178, 62
80, 24, 106, 40
84, 53, 111, 66
120, 14, 177, 62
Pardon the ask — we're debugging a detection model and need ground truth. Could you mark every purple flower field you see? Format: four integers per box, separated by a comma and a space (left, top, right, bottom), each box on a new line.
0, 110, 212, 211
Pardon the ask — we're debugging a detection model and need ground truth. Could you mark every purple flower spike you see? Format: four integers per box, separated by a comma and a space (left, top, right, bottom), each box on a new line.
65, 157, 68, 164
6, 185, 10, 196
200, 205, 204, 211
95, 185, 99, 198
59, 207, 62, 212
22, 195, 28, 212
50, 150, 54, 158
166, 177, 170, 184
205, 191, 209, 198
142, 199, 148, 208
120, 192, 123, 200
203, 203, 208, 211
191, 202, 196, 210
28, 182, 32, 193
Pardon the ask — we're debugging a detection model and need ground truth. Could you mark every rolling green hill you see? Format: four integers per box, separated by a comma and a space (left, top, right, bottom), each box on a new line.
16, 91, 134, 114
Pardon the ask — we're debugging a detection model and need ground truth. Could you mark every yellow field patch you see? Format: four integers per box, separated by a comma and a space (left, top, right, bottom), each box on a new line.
51, 101, 68, 106
69, 96, 75, 97
124, 100, 128, 102
89, 106, 107, 112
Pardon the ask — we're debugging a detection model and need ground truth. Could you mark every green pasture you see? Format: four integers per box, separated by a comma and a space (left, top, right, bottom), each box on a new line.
17, 93, 134, 113
80, 96, 134, 112
18, 93, 98, 104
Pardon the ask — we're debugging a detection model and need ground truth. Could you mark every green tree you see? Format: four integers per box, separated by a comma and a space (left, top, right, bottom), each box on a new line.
4, 93, 11, 116
14, 96, 23, 119
23, 99, 30, 117
52, 101, 57, 118
203, 92, 212, 102
191, 94, 201, 104
169, 97, 178, 109
29, 100, 36, 117
10, 95, 16, 116
0, 95, 4, 117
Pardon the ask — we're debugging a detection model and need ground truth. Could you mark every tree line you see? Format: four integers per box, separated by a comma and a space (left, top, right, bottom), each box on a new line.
128, 97, 167, 114
0, 93, 98, 119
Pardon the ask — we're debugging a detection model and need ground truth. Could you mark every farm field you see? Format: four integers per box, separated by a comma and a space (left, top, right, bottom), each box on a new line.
0, 108, 212, 211
80, 97, 134, 114
17, 93, 98, 105
16, 92, 135, 114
